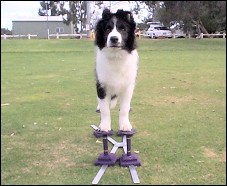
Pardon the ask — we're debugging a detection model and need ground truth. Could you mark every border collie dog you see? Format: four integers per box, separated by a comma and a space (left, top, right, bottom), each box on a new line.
95, 9, 139, 132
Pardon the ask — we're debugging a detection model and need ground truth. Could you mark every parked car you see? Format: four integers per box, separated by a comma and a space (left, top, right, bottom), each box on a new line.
146, 26, 172, 39
172, 29, 186, 38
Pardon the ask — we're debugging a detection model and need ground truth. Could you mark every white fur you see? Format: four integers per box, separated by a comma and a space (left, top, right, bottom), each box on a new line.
96, 47, 139, 131
106, 18, 122, 47
106, 26, 122, 47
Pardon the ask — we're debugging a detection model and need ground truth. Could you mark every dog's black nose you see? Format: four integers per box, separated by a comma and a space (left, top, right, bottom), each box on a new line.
110, 36, 119, 44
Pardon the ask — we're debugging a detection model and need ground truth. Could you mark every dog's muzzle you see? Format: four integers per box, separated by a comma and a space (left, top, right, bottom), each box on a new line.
109, 36, 121, 47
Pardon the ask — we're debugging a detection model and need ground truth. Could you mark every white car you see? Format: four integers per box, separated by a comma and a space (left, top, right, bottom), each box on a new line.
172, 29, 186, 38
146, 26, 172, 39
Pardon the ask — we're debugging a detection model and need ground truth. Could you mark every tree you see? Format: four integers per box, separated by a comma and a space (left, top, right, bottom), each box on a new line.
58, 1, 105, 33
38, 1, 61, 16
59, 1, 87, 33
38, 1, 106, 33
130, 1, 156, 23
1, 28, 12, 35
143, 1, 158, 21
156, 1, 226, 35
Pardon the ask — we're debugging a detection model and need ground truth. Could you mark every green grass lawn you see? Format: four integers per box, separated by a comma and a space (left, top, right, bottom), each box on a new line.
1, 38, 226, 185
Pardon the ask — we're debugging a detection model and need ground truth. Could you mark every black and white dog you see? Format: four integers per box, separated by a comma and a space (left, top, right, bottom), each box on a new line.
94, 9, 139, 132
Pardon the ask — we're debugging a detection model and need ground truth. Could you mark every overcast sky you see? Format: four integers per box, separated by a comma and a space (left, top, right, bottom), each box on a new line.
1, 1, 146, 30
1, 1, 41, 30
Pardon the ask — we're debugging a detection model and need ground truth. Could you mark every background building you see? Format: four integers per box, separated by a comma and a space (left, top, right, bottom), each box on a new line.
12, 16, 74, 38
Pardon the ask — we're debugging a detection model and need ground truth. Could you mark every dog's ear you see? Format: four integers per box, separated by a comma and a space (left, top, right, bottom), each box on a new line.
116, 9, 133, 22
126, 12, 132, 22
102, 9, 112, 19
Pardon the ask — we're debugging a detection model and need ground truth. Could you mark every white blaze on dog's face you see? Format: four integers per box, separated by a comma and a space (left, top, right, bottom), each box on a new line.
95, 9, 137, 53
106, 18, 122, 48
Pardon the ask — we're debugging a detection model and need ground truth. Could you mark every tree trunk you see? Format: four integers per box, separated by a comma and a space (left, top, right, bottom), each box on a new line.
198, 20, 209, 34
192, 19, 209, 38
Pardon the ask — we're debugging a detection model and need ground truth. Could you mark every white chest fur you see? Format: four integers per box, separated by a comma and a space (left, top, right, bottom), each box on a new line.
96, 47, 138, 95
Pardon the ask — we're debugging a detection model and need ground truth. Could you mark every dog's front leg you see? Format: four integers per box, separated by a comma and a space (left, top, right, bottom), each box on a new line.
119, 86, 134, 131
99, 97, 111, 132
96, 81, 111, 131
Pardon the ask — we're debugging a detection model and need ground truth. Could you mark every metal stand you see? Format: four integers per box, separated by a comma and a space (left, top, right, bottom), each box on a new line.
91, 125, 141, 184
94, 131, 118, 166
117, 130, 141, 167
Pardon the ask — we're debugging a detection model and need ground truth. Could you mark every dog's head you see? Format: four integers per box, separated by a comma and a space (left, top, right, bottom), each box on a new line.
95, 9, 137, 53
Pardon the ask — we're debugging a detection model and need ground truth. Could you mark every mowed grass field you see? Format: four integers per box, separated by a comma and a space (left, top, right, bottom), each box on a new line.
1, 38, 226, 185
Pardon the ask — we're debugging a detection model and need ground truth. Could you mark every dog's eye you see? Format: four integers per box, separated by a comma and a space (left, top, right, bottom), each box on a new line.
119, 26, 126, 31
105, 26, 111, 31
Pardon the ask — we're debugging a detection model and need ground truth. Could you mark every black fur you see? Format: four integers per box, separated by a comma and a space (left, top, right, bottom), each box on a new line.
111, 94, 117, 100
96, 81, 106, 99
95, 9, 137, 53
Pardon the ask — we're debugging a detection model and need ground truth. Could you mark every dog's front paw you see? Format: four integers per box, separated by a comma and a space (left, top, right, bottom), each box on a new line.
99, 122, 111, 132
119, 120, 132, 131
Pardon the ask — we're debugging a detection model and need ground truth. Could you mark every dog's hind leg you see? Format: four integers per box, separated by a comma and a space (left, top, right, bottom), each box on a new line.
96, 97, 101, 113
96, 96, 117, 113
110, 95, 118, 109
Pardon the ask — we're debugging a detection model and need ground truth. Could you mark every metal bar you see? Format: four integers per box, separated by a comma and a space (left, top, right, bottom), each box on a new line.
91, 125, 140, 184
92, 142, 119, 184
129, 166, 140, 184
92, 165, 108, 185
107, 136, 118, 145
91, 125, 99, 130
122, 136, 140, 184
110, 145, 119, 153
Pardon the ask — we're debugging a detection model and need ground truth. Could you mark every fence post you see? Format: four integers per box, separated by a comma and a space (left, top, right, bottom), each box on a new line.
201, 33, 203, 39
56, 33, 59, 39
223, 33, 226, 39
3, 34, 7, 39
138, 31, 141, 39
90, 31, 95, 40
28, 34, 31, 39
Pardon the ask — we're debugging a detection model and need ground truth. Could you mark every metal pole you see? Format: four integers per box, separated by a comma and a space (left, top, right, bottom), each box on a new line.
126, 137, 131, 156
103, 135, 109, 155
86, 1, 91, 38
46, 1, 50, 39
